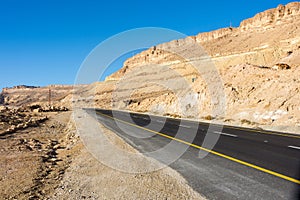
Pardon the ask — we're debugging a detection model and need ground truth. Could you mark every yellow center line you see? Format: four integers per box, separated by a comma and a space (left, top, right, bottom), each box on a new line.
96, 111, 300, 185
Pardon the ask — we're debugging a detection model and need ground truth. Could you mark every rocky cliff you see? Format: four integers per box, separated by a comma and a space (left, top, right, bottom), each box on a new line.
240, 2, 300, 31
107, 2, 300, 83
101, 2, 300, 133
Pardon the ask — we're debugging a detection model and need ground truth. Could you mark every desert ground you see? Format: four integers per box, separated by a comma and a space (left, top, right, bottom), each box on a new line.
0, 106, 204, 199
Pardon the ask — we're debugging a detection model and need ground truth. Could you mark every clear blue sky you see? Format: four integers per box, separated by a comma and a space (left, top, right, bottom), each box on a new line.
0, 0, 294, 90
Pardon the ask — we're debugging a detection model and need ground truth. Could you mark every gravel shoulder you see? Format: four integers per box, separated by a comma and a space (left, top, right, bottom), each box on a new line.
49, 110, 204, 200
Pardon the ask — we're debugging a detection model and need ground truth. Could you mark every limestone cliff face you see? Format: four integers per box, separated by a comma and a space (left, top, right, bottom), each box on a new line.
240, 2, 300, 31
101, 2, 300, 133
195, 2, 300, 43
107, 2, 300, 82
195, 28, 235, 43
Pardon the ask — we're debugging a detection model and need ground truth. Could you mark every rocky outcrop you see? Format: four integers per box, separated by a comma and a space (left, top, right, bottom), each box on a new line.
0, 106, 48, 136
272, 63, 291, 70
195, 2, 300, 43
29, 104, 69, 112
195, 27, 235, 43
90, 2, 300, 133
6, 85, 40, 89
107, 2, 300, 82
240, 2, 300, 31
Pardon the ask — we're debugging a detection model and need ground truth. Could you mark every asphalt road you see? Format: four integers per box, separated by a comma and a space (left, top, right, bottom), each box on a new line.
88, 108, 300, 199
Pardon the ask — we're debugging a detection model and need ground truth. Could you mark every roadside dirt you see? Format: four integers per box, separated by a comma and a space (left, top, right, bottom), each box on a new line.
49, 112, 204, 200
0, 111, 79, 199
0, 108, 204, 199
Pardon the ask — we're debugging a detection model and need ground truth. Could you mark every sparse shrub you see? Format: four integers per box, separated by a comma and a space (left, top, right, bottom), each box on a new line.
240, 119, 256, 125
203, 115, 213, 120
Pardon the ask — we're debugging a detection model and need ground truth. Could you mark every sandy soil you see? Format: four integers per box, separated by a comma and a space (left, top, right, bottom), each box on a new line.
0, 109, 204, 199
0, 111, 79, 199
